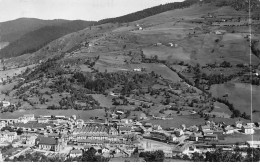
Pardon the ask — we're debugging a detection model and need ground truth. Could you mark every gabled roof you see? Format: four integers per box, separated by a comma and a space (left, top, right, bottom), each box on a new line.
38, 137, 57, 145
70, 150, 82, 154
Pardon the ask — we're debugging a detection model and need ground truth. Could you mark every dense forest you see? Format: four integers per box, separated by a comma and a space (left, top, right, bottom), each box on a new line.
97, 0, 200, 24
0, 20, 94, 58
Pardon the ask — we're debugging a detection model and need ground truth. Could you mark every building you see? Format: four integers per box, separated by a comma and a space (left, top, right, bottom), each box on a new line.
199, 125, 211, 132
246, 141, 260, 148
37, 118, 49, 124
0, 150, 3, 162
23, 114, 35, 121
224, 126, 235, 134
133, 68, 142, 72
149, 131, 172, 142
36, 137, 65, 152
189, 133, 201, 141
204, 134, 218, 141
175, 129, 184, 137
20, 133, 38, 145
0, 130, 17, 142
0, 121, 6, 129
70, 149, 83, 158
1, 101, 11, 107
235, 121, 243, 128
118, 126, 132, 134
241, 126, 254, 134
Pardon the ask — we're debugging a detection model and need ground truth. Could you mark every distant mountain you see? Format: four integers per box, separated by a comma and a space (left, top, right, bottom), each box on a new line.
0, 20, 95, 58
0, 18, 71, 42
97, 0, 200, 24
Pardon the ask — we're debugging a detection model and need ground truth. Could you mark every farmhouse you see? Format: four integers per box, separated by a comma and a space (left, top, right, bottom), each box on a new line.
246, 141, 260, 148
241, 126, 254, 134
0, 130, 18, 142
235, 121, 243, 128
204, 134, 218, 141
0, 101, 11, 107
70, 149, 83, 158
224, 126, 235, 134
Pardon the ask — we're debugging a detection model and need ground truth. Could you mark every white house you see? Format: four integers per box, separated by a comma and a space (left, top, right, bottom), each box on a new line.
246, 141, 260, 148
133, 68, 142, 72
235, 121, 243, 128
23, 114, 35, 121
70, 149, 83, 158
241, 125, 254, 134
175, 129, 184, 137
1, 101, 11, 107
224, 126, 235, 134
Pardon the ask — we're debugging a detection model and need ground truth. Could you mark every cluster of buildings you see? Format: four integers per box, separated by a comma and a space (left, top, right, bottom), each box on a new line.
0, 113, 260, 160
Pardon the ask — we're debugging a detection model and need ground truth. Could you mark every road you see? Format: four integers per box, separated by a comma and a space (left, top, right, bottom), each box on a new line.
9, 146, 31, 159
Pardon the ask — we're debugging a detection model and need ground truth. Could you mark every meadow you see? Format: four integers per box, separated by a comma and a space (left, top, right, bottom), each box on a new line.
210, 83, 260, 121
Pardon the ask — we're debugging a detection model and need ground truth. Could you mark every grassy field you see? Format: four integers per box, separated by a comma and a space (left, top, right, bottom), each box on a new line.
210, 83, 260, 122
0, 109, 105, 120
130, 63, 181, 82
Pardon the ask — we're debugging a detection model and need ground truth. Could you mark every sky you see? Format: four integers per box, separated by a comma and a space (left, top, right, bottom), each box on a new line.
0, 0, 183, 22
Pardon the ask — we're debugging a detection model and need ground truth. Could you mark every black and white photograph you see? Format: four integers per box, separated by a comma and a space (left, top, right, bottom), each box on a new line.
0, 0, 260, 162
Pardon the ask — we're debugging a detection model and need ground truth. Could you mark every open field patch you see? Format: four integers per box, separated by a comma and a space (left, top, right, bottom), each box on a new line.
210, 83, 260, 122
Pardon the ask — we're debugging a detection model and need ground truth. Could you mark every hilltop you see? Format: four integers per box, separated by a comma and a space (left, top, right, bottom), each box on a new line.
0, 18, 70, 42
0, 1, 260, 127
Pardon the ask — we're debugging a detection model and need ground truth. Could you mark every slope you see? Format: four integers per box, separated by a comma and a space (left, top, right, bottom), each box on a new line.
0, 20, 95, 58
0, 18, 70, 42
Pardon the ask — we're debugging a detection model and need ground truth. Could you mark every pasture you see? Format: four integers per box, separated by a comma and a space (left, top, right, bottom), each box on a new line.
210, 83, 260, 122
130, 63, 181, 82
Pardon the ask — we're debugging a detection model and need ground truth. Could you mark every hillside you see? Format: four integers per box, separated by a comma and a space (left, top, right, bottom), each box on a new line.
0, 20, 95, 58
97, 0, 200, 24
0, 18, 70, 42
0, 2, 260, 125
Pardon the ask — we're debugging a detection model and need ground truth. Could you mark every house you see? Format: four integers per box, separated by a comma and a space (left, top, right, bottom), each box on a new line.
139, 113, 147, 120
204, 134, 218, 141
20, 133, 38, 145
120, 119, 132, 124
241, 125, 254, 134
0, 150, 3, 162
175, 129, 184, 137
224, 126, 235, 134
236, 121, 243, 128
0, 121, 6, 129
118, 126, 132, 134
23, 114, 35, 121
38, 118, 49, 124
246, 141, 260, 148
70, 149, 83, 158
189, 133, 200, 141
153, 125, 162, 131
168, 43, 174, 47
155, 43, 162, 46
36, 137, 66, 152
133, 68, 142, 72
199, 125, 211, 132
246, 123, 256, 128
0, 130, 17, 142
1, 101, 10, 107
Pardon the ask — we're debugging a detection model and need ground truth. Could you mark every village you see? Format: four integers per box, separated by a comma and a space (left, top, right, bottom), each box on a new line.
0, 111, 260, 162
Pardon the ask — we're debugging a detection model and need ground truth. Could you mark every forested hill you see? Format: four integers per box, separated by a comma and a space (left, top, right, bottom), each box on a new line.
0, 18, 70, 42
97, 0, 260, 25
203, 0, 260, 12
97, 0, 200, 24
0, 20, 95, 58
